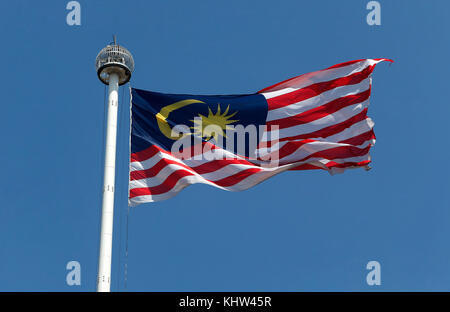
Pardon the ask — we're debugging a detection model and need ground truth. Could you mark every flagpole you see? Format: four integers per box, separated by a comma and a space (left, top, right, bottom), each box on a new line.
95, 40, 134, 292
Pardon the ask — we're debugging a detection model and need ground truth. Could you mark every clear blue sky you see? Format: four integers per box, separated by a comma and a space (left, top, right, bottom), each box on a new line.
0, 0, 449, 291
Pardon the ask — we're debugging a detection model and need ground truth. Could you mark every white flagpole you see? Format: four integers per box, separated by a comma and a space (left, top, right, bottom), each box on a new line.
95, 41, 134, 292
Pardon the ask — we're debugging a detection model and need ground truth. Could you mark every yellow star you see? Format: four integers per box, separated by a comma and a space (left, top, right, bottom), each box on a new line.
190, 104, 239, 142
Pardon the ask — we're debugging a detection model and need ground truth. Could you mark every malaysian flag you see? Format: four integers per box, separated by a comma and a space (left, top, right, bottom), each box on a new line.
129, 58, 392, 205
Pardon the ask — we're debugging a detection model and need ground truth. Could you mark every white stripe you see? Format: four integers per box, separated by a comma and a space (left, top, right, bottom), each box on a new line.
256, 118, 375, 164
130, 161, 261, 189
257, 117, 374, 153
262, 99, 371, 142
322, 117, 374, 143
130, 149, 181, 172
129, 162, 299, 205
261, 59, 380, 99
130, 175, 210, 204
130, 144, 251, 172
287, 154, 371, 171
266, 78, 371, 122
277, 139, 373, 164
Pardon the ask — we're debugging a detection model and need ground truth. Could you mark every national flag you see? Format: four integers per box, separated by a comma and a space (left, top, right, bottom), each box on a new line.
129, 58, 392, 205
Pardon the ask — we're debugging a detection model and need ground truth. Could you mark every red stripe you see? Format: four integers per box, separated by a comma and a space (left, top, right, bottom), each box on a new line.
212, 168, 262, 187
289, 160, 371, 171
130, 169, 195, 197
267, 89, 371, 130
130, 167, 262, 199
278, 144, 372, 166
131, 141, 219, 164
274, 139, 316, 160
261, 129, 375, 162
270, 108, 369, 145
131, 155, 257, 182
326, 58, 393, 70
131, 140, 260, 181
259, 136, 373, 164
130, 158, 194, 181
339, 130, 375, 146
259, 116, 373, 150
131, 145, 160, 162
288, 163, 323, 170
266, 65, 375, 111
192, 158, 255, 174
257, 59, 376, 93
325, 59, 367, 70
324, 160, 371, 168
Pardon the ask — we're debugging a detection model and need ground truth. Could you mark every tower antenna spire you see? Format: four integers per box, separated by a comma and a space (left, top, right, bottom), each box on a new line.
95, 41, 134, 292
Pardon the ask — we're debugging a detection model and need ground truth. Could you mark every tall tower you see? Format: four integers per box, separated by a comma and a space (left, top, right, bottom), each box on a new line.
95, 40, 134, 292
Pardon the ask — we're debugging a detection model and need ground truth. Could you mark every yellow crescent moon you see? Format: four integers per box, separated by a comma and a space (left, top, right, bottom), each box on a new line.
156, 99, 205, 140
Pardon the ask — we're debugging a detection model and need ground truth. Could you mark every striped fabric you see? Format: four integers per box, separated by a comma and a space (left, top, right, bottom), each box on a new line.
129, 59, 391, 205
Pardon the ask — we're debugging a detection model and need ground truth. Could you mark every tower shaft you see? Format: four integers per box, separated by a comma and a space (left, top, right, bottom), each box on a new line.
95, 41, 134, 292
97, 73, 119, 292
